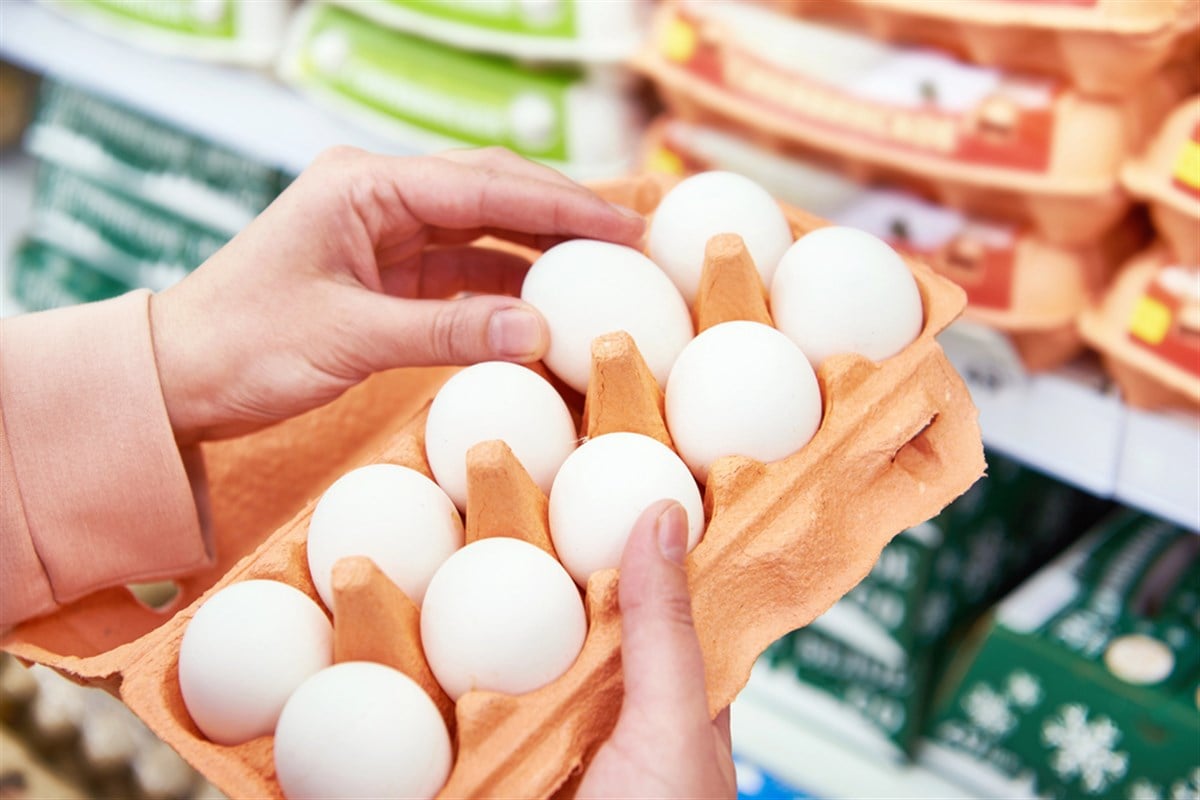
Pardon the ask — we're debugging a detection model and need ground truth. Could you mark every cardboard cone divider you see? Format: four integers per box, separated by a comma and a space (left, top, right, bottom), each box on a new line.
1, 173, 984, 800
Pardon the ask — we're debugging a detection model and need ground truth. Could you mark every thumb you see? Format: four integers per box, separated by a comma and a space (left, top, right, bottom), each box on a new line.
617, 499, 711, 731
348, 293, 548, 370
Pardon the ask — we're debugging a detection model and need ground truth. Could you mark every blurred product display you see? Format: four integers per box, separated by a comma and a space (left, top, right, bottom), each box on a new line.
0, 0, 1197, 797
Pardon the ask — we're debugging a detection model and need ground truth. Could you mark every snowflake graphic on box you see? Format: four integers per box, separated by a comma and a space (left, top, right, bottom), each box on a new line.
962, 682, 1017, 737
1129, 780, 1164, 800
961, 522, 1006, 600
1042, 704, 1129, 795
1006, 670, 1043, 710
1172, 767, 1200, 800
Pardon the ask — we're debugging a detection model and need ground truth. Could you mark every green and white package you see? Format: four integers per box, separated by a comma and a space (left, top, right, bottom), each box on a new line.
39, 0, 291, 65
924, 512, 1200, 800
326, 0, 649, 62
29, 164, 229, 292
26, 81, 284, 236
279, 3, 637, 178
7, 239, 134, 313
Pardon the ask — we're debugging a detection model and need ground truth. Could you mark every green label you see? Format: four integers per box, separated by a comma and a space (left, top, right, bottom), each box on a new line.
8, 240, 132, 312
294, 5, 576, 160
385, 0, 577, 38
71, 0, 236, 38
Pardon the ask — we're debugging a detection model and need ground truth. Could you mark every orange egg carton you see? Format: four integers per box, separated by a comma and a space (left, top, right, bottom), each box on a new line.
644, 115, 1150, 372
634, 1, 1195, 246
773, 0, 1200, 99
1122, 96, 1200, 264
1079, 242, 1200, 411
0, 174, 985, 799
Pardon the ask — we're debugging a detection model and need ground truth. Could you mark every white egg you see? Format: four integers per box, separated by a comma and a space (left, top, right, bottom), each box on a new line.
307, 464, 462, 610
770, 226, 924, 368
549, 432, 704, 586
666, 321, 822, 482
425, 362, 577, 510
274, 662, 452, 800
647, 171, 794, 304
420, 538, 586, 700
178, 580, 332, 745
521, 239, 693, 393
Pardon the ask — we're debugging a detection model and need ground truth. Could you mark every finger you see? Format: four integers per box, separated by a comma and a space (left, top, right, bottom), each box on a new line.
617, 500, 711, 732
427, 226, 584, 253
713, 707, 732, 753
392, 158, 644, 246
435, 146, 581, 191
344, 292, 549, 370
379, 246, 532, 298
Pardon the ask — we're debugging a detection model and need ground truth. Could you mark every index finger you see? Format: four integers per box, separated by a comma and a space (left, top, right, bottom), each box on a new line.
392, 157, 645, 247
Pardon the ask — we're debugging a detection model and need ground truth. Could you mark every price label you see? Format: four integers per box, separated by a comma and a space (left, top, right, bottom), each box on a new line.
937, 321, 1029, 397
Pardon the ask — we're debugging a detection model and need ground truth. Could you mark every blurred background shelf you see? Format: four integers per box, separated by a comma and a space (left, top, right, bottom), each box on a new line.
0, 0, 418, 176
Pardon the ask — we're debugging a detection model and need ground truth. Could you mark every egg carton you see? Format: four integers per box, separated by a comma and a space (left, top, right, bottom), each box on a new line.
644, 115, 1151, 373
1122, 96, 1200, 265
0, 174, 985, 799
773, 0, 1200, 99
634, 1, 1195, 246
1079, 243, 1200, 412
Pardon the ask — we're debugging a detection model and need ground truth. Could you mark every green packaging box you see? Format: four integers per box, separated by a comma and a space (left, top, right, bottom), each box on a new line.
28, 164, 229, 292
26, 80, 284, 236
923, 512, 1200, 799
7, 239, 134, 313
278, 3, 636, 178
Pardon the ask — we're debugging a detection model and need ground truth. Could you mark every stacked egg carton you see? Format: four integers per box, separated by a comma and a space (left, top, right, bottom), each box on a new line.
632, 0, 1199, 374
1, 173, 985, 798
7, 79, 285, 313
1081, 96, 1200, 411
1, 654, 223, 800
275, 0, 650, 180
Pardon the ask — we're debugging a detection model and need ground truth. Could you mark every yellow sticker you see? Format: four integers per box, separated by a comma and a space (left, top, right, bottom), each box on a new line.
647, 147, 685, 176
1172, 139, 1200, 191
1129, 296, 1172, 345
661, 17, 697, 63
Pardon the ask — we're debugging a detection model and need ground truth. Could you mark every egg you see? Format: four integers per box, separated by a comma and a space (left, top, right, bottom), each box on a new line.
770, 226, 924, 368
647, 171, 794, 304
521, 239, 693, 393
307, 464, 462, 609
274, 662, 452, 800
420, 538, 587, 700
666, 321, 822, 481
177, 580, 332, 745
549, 432, 704, 585
425, 362, 577, 509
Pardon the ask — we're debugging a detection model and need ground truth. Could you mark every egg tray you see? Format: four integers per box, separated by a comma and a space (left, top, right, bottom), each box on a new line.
1079, 243, 1200, 412
634, 2, 1195, 247
1122, 96, 1200, 265
642, 115, 1150, 374
773, 0, 1200, 99
0, 173, 985, 799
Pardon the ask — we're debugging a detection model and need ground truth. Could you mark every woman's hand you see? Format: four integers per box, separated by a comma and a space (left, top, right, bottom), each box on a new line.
579, 500, 737, 799
150, 146, 643, 445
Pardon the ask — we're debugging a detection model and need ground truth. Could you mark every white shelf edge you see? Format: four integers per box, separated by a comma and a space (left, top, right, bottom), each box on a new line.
0, 0, 419, 176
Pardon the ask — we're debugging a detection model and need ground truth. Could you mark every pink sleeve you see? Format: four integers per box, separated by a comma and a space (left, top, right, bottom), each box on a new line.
1, 289, 212, 628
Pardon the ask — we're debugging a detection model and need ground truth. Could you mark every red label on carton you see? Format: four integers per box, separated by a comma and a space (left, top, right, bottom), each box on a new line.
921, 229, 1018, 311
1128, 265, 1200, 378
664, 11, 1058, 173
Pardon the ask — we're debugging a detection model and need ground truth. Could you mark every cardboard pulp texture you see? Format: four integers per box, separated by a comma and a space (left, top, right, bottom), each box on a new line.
634, 2, 1196, 246
758, 450, 1111, 756
1122, 96, 1200, 264
924, 511, 1200, 800
642, 115, 1151, 373
775, 0, 1200, 99
0, 174, 985, 800
1078, 243, 1200, 411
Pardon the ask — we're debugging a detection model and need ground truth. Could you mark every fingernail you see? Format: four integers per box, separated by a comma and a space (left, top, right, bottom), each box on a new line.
655, 502, 688, 565
488, 306, 546, 361
609, 202, 644, 221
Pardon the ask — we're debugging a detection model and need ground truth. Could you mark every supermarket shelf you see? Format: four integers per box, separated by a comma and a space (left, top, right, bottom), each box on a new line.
0, 1, 418, 176
940, 322, 1200, 532
731, 663, 983, 800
